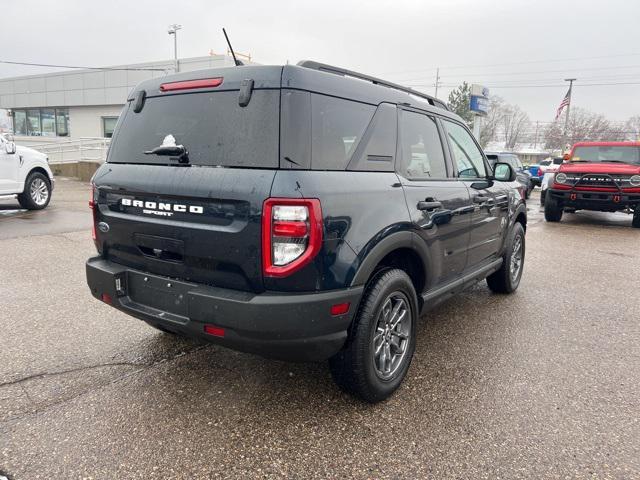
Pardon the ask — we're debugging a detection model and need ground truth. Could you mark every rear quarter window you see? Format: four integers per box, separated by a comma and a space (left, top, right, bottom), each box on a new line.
310, 94, 375, 170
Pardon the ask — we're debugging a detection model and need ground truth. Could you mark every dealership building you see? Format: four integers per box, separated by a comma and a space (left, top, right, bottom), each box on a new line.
0, 54, 238, 146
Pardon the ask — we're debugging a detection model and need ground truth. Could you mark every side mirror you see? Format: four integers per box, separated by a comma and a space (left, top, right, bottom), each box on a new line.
493, 162, 516, 182
563, 153, 571, 161
5, 140, 16, 155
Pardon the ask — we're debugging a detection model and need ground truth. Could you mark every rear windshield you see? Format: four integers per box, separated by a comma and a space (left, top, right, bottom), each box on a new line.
572, 146, 640, 164
108, 90, 279, 168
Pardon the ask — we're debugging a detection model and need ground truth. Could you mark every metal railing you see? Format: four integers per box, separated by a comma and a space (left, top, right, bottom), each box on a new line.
32, 137, 111, 164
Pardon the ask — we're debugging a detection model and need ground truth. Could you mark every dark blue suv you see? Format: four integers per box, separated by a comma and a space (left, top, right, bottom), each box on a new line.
86, 61, 527, 402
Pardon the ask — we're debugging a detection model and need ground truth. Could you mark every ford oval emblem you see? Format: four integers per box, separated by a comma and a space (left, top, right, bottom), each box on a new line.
98, 222, 110, 233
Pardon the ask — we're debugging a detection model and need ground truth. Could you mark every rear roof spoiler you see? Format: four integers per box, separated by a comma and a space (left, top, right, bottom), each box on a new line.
297, 60, 449, 111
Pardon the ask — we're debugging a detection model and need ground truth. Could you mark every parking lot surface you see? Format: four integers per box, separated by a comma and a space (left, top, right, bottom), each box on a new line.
1, 178, 638, 479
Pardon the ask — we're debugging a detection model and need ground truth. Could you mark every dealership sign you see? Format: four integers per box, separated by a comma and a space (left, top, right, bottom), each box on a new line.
469, 84, 489, 116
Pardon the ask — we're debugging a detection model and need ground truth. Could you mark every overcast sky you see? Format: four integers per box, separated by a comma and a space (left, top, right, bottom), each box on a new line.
2, 0, 639, 122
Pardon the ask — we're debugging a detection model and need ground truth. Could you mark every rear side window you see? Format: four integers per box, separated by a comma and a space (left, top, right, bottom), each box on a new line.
311, 94, 375, 170
398, 110, 447, 179
108, 90, 279, 168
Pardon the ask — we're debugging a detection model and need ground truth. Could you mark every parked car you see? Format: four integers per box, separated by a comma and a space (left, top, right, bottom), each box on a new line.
545, 142, 640, 227
86, 61, 527, 403
0, 134, 54, 209
540, 158, 565, 206
486, 152, 533, 198
525, 159, 550, 187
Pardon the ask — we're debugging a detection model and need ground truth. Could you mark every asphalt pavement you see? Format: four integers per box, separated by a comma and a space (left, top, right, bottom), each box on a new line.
1, 178, 638, 479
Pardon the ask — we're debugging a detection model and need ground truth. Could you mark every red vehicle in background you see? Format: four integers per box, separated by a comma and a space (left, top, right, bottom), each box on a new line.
544, 142, 640, 228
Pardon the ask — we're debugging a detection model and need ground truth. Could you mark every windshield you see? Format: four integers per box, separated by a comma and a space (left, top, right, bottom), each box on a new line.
572, 146, 640, 164
108, 90, 280, 168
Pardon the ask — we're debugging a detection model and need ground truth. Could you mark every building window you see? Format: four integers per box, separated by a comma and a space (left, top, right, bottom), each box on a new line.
13, 110, 27, 135
41, 109, 56, 137
56, 109, 69, 137
11, 108, 69, 137
26, 110, 41, 136
102, 117, 118, 138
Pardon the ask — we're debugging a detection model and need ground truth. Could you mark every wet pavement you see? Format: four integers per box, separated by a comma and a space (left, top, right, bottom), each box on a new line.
1, 179, 639, 479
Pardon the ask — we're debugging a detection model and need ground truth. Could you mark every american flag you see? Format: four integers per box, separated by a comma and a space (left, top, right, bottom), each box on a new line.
555, 87, 571, 120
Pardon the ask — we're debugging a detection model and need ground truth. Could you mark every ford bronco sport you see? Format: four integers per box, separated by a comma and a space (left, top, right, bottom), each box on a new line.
86, 61, 527, 402
545, 142, 640, 227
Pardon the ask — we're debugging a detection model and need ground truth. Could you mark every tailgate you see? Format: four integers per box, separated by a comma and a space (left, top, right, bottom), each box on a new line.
93, 163, 275, 292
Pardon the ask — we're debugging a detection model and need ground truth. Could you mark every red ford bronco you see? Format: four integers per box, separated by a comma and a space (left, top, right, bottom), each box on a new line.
544, 141, 640, 228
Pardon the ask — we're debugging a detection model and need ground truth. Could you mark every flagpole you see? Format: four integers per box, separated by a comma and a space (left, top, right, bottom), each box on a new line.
563, 78, 576, 144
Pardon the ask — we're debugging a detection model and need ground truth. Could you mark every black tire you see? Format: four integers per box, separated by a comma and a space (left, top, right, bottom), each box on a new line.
486, 222, 525, 294
17, 172, 51, 210
633, 209, 640, 228
329, 269, 418, 403
544, 194, 563, 222
540, 189, 546, 207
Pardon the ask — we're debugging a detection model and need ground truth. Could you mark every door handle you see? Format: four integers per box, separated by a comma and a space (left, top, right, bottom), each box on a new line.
417, 200, 443, 211
473, 195, 495, 207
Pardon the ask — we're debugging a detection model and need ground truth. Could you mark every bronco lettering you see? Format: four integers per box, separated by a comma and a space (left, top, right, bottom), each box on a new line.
121, 198, 203, 214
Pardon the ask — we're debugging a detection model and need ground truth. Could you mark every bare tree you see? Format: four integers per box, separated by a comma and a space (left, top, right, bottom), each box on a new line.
543, 107, 627, 149
625, 115, 640, 141
477, 96, 505, 148
502, 104, 530, 149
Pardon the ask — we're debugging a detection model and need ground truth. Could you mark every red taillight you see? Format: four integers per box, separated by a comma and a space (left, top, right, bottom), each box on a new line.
330, 303, 350, 316
204, 325, 225, 338
159, 77, 223, 92
537, 167, 543, 177
262, 198, 323, 278
101, 293, 112, 304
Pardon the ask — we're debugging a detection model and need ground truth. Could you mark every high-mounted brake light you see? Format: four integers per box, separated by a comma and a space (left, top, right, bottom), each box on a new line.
159, 77, 223, 92
262, 198, 323, 278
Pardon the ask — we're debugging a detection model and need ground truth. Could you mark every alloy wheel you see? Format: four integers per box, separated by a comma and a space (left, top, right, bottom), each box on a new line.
30, 178, 49, 206
372, 292, 412, 380
510, 234, 523, 282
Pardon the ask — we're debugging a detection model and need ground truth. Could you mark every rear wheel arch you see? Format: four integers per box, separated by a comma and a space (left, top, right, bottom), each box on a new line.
349, 231, 430, 303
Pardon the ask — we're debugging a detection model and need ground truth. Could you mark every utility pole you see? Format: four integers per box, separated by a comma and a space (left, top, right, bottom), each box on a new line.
533, 121, 539, 149
434, 67, 441, 98
563, 78, 576, 143
168, 24, 183, 73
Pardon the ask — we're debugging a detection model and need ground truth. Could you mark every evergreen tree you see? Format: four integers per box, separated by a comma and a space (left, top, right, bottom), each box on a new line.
447, 82, 474, 126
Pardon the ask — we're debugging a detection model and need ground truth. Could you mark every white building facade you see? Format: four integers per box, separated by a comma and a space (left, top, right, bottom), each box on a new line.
0, 55, 237, 146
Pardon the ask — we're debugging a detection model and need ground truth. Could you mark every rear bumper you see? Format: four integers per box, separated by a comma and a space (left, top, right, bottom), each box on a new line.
86, 257, 363, 362
548, 188, 640, 211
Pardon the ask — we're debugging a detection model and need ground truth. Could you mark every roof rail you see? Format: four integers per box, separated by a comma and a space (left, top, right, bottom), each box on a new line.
297, 60, 449, 110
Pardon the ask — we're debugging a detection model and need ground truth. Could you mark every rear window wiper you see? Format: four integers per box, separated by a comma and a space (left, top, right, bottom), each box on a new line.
144, 135, 189, 164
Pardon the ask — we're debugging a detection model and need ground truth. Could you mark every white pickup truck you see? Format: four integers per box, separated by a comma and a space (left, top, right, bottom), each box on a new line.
0, 134, 54, 209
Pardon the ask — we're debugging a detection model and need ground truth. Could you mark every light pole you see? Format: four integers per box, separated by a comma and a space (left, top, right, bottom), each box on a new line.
563, 78, 576, 143
168, 24, 182, 73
